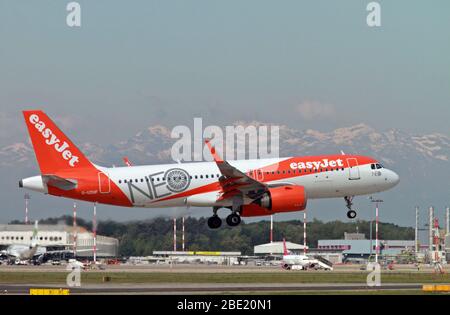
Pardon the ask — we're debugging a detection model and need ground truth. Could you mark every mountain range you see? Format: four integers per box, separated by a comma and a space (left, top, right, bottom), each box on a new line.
1, 123, 449, 226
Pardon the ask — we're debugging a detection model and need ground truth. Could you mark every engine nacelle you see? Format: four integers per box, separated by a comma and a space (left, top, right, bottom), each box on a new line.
240, 185, 307, 217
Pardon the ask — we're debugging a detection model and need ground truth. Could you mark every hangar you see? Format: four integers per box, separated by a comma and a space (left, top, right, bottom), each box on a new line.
254, 241, 307, 255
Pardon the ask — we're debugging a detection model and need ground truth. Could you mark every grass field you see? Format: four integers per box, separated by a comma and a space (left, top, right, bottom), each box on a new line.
0, 271, 449, 284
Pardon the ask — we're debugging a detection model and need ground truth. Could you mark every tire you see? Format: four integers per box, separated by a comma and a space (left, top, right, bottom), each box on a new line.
347, 210, 357, 219
226, 213, 241, 226
207, 216, 222, 229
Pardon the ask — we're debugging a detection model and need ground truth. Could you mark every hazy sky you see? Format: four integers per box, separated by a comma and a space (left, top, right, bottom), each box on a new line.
0, 1, 449, 229
0, 0, 449, 148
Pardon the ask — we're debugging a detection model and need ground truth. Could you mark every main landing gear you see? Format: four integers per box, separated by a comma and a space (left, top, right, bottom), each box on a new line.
226, 213, 241, 227
344, 196, 357, 219
207, 215, 222, 229
207, 207, 242, 229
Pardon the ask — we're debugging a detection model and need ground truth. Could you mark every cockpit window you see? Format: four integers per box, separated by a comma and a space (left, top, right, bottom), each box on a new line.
376, 164, 383, 169
371, 164, 375, 170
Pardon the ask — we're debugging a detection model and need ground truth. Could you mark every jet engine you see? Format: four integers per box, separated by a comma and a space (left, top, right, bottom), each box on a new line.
240, 185, 307, 217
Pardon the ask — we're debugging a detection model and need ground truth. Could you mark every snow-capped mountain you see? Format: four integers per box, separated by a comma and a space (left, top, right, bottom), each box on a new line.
1, 123, 449, 170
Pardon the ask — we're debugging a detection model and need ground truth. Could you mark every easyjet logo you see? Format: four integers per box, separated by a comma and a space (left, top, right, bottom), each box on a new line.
29, 114, 79, 167
290, 158, 344, 170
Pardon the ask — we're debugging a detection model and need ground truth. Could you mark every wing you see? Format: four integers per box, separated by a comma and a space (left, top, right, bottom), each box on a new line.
205, 139, 268, 201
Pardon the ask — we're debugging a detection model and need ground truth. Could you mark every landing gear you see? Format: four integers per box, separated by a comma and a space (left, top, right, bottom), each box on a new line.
344, 196, 357, 219
226, 213, 241, 227
207, 215, 222, 229
208, 206, 242, 229
347, 210, 357, 219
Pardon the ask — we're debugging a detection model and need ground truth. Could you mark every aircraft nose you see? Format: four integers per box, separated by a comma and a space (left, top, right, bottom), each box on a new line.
390, 170, 400, 186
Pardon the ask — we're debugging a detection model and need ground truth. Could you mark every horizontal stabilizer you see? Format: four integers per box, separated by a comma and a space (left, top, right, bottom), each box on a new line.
42, 175, 77, 191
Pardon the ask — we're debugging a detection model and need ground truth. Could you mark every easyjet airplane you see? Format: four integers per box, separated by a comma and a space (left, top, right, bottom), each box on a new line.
19, 110, 399, 229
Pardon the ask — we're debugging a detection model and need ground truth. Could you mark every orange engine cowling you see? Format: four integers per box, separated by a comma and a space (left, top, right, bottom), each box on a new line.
240, 185, 307, 217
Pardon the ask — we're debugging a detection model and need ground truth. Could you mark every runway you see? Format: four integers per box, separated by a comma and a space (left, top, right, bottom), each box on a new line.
1, 264, 447, 294
1, 263, 447, 273
0, 282, 423, 295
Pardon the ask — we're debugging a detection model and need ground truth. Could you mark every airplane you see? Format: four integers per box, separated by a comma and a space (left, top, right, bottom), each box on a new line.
19, 110, 400, 229
280, 238, 332, 270
281, 238, 315, 270
0, 221, 47, 264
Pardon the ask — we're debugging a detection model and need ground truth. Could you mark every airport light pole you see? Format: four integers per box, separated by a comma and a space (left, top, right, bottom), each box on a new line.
369, 220, 373, 259
93, 203, 97, 263
303, 211, 307, 255
415, 206, 419, 254
270, 215, 273, 243
24, 194, 30, 224
370, 198, 383, 263
182, 216, 185, 252
446, 207, 449, 235
73, 202, 77, 258
173, 218, 177, 252
429, 206, 434, 252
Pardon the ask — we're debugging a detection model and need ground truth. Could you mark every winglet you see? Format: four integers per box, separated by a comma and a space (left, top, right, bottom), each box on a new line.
123, 157, 132, 167
205, 139, 223, 163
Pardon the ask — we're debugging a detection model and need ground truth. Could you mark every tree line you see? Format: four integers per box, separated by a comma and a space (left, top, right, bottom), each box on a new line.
11, 216, 414, 256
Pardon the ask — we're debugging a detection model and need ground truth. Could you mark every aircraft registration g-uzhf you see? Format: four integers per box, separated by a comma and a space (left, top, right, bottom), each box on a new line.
19, 110, 400, 229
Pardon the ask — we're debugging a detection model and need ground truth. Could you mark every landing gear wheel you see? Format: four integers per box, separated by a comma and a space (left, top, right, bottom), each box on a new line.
226, 213, 241, 227
207, 216, 222, 229
347, 210, 357, 219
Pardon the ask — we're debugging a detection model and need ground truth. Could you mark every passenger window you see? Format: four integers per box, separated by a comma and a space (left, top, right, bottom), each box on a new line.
205, 175, 209, 178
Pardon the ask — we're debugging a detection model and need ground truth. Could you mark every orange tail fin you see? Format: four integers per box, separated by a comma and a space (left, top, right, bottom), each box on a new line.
23, 110, 93, 174
283, 238, 288, 255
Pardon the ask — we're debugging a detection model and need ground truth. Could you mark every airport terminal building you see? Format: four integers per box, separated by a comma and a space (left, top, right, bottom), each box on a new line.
318, 232, 415, 263
0, 224, 118, 258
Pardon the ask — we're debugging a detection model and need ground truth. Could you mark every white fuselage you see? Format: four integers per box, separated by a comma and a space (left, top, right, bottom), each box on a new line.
102, 157, 399, 208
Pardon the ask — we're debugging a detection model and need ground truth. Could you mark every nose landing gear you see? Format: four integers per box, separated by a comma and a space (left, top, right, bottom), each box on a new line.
344, 196, 357, 219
